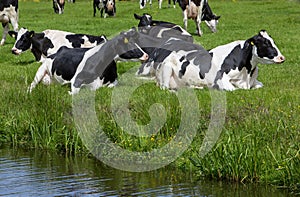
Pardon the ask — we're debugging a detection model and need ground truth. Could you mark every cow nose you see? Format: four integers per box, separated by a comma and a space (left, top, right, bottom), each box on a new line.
12, 48, 18, 55
140, 53, 149, 61
279, 55, 285, 63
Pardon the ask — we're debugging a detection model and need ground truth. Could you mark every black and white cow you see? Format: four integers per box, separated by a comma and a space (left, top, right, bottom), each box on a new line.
28, 28, 148, 94
134, 13, 194, 78
140, 0, 176, 9
0, 0, 18, 45
139, 38, 212, 89
93, 0, 116, 18
155, 30, 285, 90
9, 28, 107, 62
134, 13, 193, 43
178, 0, 220, 36
209, 30, 285, 90
53, 0, 65, 14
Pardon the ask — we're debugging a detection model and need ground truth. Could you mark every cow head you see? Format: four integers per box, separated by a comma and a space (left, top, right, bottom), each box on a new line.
204, 15, 220, 33
105, 0, 115, 16
11, 28, 34, 55
114, 28, 149, 62
134, 13, 152, 28
249, 30, 285, 64
202, 1, 220, 33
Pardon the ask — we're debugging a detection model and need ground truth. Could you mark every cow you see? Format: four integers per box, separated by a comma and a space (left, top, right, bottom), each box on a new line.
134, 13, 193, 43
155, 30, 285, 91
28, 28, 149, 94
139, 0, 176, 9
141, 38, 212, 90
9, 27, 107, 62
93, 0, 116, 18
209, 30, 285, 90
178, 0, 220, 36
134, 13, 194, 78
0, 0, 18, 45
53, 0, 65, 14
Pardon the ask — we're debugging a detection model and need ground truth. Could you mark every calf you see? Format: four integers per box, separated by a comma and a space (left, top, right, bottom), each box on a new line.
178, 0, 220, 36
140, 0, 176, 9
155, 30, 285, 91
9, 28, 107, 62
0, 0, 18, 45
93, 0, 116, 18
53, 0, 65, 14
28, 28, 148, 94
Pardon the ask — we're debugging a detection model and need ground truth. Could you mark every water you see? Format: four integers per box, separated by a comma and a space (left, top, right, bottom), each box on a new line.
0, 148, 292, 196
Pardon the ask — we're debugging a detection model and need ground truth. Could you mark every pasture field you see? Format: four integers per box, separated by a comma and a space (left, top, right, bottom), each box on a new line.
0, 0, 299, 192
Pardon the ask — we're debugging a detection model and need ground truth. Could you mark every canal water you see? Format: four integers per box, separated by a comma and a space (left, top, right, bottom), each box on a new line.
0, 148, 292, 196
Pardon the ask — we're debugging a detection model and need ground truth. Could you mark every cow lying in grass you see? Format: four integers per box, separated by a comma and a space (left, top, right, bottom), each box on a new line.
144, 30, 285, 90
9, 28, 107, 62
28, 28, 148, 94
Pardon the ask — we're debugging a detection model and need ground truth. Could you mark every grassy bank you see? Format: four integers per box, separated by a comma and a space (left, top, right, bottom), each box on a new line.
0, 0, 299, 192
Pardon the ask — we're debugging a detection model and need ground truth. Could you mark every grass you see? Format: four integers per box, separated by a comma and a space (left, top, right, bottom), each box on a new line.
0, 0, 299, 193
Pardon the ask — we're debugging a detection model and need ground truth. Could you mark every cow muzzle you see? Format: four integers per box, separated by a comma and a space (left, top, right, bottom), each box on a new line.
275, 55, 285, 64
11, 48, 21, 55
139, 53, 149, 61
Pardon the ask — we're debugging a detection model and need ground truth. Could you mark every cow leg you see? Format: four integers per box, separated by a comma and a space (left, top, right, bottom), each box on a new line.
250, 67, 263, 89
159, 0, 162, 9
107, 79, 118, 88
218, 75, 236, 91
41, 74, 52, 85
93, 3, 97, 16
28, 63, 50, 93
183, 9, 188, 31
196, 0, 205, 36
156, 62, 173, 90
1, 23, 9, 46
100, 7, 103, 17
69, 85, 80, 95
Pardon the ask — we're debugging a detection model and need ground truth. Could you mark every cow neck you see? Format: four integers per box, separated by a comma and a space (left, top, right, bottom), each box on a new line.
101, 38, 119, 59
30, 36, 43, 61
239, 40, 255, 74
30, 33, 47, 61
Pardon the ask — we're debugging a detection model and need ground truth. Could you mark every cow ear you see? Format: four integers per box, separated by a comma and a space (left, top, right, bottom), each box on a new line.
134, 13, 141, 20
29, 31, 35, 37
215, 15, 221, 20
8, 31, 17, 39
123, 37, 129, 44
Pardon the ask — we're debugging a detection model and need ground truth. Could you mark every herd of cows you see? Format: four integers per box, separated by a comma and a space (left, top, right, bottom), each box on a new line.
1, 0, 285, 94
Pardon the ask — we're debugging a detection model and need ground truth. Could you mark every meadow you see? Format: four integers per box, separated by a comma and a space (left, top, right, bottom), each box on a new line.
0, 0, 299, 193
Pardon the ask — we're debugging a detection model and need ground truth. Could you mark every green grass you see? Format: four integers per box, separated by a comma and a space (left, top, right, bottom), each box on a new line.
0, 0, 299, 193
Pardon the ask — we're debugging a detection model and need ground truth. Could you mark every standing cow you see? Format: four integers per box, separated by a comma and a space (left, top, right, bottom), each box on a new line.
139, 0, 176, 9
178, 0, 220, 36
53, 0, 65, 14
9, 27, 107, 62
28, 28, 149, 94
93, 0, 116, 18
0, 0, 18, 45
155, 30, 285, 91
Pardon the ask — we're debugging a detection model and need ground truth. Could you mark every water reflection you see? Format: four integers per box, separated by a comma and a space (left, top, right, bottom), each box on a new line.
0, 148, 292, 196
